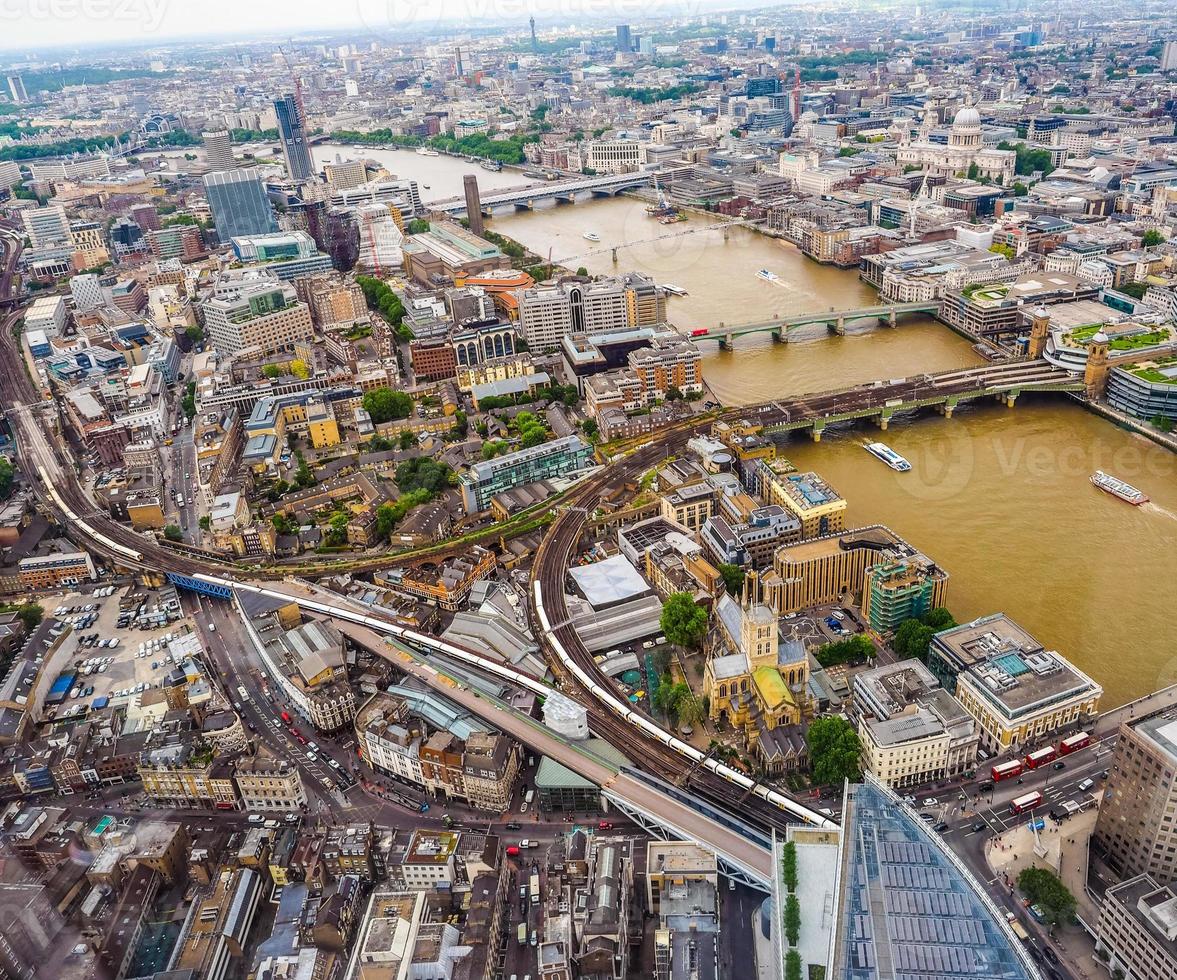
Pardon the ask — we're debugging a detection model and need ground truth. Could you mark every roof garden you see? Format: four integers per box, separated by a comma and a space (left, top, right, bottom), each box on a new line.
1065, 322, 1173, 352
961, 282, 1010, 305
1129, 356, 1177, 386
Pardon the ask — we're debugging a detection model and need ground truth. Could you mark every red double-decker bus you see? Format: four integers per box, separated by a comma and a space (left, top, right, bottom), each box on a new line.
1024, 746, 1058, 770
280, 711, 291, 724
1059, 732, 1091, 755
991, 760, 1024, 782
1010, 791, 1043, 815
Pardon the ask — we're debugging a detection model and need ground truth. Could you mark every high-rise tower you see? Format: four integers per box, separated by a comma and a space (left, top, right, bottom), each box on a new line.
273, 93, 315, 183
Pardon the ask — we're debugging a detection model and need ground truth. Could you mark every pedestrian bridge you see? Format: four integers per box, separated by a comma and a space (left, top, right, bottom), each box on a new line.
433, 171, 651, 214
692, 301, 940, 346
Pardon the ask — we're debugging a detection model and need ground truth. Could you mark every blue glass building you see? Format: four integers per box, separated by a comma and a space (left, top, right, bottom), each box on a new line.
203, 168, 279, 241
274, 93, 315, 183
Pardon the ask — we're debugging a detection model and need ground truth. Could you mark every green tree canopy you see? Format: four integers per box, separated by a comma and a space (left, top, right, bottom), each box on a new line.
0, 457, 13, 499
718, 563, 746, 596
1017, 867, 1076, 926
362, 387, 413, 423
814, 634, 875, 667
163, 524, 183, 541
659, 592, 709, 648
395, 457, 451, 494
807, 715, 863, 786
1143, 229, 1165, 247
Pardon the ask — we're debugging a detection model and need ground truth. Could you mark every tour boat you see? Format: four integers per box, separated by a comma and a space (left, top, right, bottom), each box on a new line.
480, 160, 503, 172
583, 231, 601, 242
416, 147, 439, 157
1090, 470, 1149, 505
663, 284, 689, 296
864, 442, 912, 472
756, 269, 779, 281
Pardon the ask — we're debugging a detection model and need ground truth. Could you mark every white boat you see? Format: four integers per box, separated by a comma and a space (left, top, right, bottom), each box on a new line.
416, 147, 439, 157
756, 269, 779, 281
663, 283, 689, 296
864, 442, 911, 472
583, 232, 601, 242
1090, 470, 1149, 505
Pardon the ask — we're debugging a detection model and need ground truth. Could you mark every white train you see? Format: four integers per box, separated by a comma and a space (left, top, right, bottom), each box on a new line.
196, 573, 834, 830
38, 465, 144, 563
531, 580, 836, 830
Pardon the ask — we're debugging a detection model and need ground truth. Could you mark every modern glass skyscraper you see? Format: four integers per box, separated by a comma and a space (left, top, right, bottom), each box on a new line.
203, 168, 278, 241
274, 93, 315, 183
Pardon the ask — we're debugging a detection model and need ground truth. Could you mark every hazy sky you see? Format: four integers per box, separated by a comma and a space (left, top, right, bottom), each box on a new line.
3, 0, 693, 52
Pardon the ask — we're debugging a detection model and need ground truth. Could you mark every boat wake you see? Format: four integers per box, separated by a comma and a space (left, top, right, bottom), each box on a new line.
1143, 501, 1177, 522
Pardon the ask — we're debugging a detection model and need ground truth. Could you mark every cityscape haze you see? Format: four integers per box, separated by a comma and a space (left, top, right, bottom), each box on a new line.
0, 3, 1174, 980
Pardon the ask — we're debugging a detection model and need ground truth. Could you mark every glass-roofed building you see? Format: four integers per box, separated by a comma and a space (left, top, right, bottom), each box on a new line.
828, 779, 1042, 979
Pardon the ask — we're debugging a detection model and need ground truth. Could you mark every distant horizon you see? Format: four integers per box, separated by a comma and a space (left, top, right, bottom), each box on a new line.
0, 0, 740, 56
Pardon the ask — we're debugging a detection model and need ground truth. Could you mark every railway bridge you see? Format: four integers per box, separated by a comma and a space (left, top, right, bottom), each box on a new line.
749, 359, 1084, 440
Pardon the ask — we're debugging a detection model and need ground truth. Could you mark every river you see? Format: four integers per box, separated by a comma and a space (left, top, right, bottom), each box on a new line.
488, 194, 1177, 709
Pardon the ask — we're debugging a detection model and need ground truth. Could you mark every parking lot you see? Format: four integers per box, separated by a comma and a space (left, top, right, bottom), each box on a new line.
42, 584, 193, 719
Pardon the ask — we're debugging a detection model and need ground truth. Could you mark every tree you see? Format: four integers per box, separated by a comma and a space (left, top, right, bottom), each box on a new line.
1017, 867, 1076, 926
1012, 181, 1029, 196
395, 457, 451, 493
814, 634, 875, 667
182, 381, 196, 419
659, 592, 708, 649
781, 841, 798, 892
262, 364, 281, 379
198, 515, 211, 531
289, 359, 310, 380
271, 512, 293, 535
677, 692, 706, 728
1143, 229, 1165, 247
665, 385, 684, 401
0, 457, 13, 499
406, 218, 430, 234
807, 716, 862, 786
893, 618, 934, 660
163, 524, 183, 541
785, 950, 802, 980
580, 418, 598, 439
185, 325, 204, 345
718, 563, 746, 596
922, 607, 957, 631
1151, 414, 1174, 433
15, 603, 42, 632
399, 430, 416, 450
785, 894, 801, 946
576, 266, 589, 276
363, 387, 413, 423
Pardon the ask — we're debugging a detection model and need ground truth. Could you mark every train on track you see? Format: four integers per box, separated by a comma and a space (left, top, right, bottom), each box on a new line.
192, 574, 835, 831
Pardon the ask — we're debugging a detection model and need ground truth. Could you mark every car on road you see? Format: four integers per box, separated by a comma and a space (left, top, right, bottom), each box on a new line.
933, 821, 949, 832
901, 795, 916, 805
1078, 778, 1094, 792
598, 820, 613, 830
1052, 761, 1065, 770
917, 813, 935, 822
972, 821, 986, 833
922, 798, 938, 808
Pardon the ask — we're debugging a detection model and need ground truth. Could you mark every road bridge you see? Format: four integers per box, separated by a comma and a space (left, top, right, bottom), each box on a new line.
693, 301, 940, 347
431, 171, 651, 214
753, 360, 1083, 440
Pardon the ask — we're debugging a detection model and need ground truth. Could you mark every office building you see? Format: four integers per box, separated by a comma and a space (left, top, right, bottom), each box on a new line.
201, 280, 314, 357
460, 435, 592, 513
202, 129, 235, 171
1095, 715, 1177, 884
1162, 40, 1177, 72
230, 230, 333, 280
830, 780, 1038, 979
853, 659, 978, 788
70, 273, 105, 312
274, 93, 315, 182
928, 613, 1102, 754
519, 274, 668, 351
1095, 874, 1177, 980
401, 220, 504, 283
148, 224, 205, 261
464, 173, 485, 237
21, 205, 70, 248
353, 203, 404, 273
615, 24, 632, 52
761, 469, 846, 539
233, 747, 307, 812
25, 294, 67, 337
204, 168, 279, 241
295, 274, 367, 328
768, 525, 931, 615
861, 554, 950, 634
6, 73, 28, 103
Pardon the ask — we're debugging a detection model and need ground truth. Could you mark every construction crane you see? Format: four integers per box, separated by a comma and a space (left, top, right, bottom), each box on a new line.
277, 44, 307, 132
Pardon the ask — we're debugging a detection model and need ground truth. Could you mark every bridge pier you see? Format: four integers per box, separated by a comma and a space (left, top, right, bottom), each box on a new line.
875, 412, 890, 431
827, 316, 846, 336
771, 329, 784, 344
723, 226, 730, 242
611, 247, 618, 263
513, 201, 534, 211
937, 396, 960, 418
810, 422, 825, 442
877, 310, 897, 328
717, 336, 731, 351
1004, 390, 1020, 408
